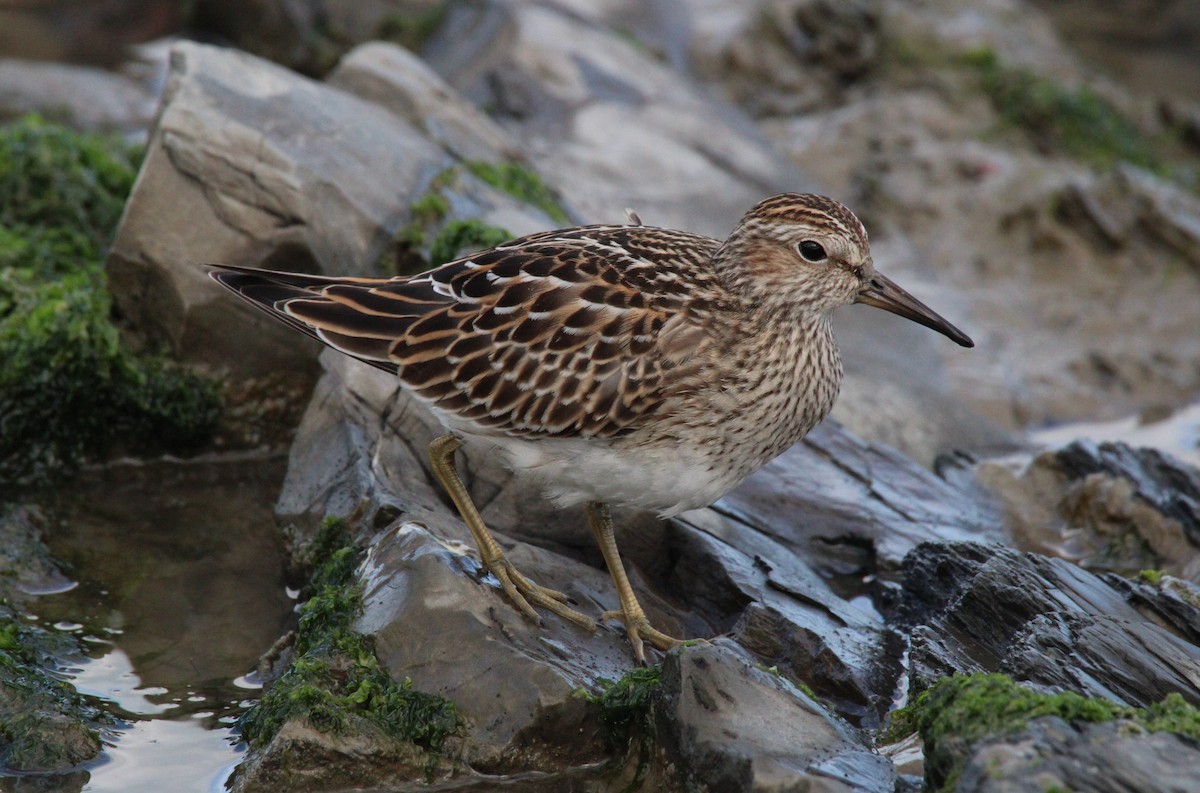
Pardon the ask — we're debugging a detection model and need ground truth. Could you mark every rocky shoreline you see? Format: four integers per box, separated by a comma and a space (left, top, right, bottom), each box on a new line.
2, 1, 1200, 791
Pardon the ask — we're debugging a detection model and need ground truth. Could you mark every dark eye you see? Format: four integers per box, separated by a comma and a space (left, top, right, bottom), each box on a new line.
797, 240, 826, 262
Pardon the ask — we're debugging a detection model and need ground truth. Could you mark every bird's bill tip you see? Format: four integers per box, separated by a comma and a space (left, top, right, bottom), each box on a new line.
856, 273, 974, 348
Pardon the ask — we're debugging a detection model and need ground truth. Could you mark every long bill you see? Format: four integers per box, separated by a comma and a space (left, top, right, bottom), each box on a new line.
855, 273, 974, 348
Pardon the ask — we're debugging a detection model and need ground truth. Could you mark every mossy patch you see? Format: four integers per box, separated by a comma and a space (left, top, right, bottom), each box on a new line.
962, 49, 1163, 173
376, 6, 451, 52
1137, 568, 1164, 586
239, 517, 462, 754
429, 219, 512, 266
884, 673, 1200, 791
380, 160, 565, 276
0, 614, 113, 772
464, 161, 570, 225
0, 115, 221, 485
576, 665, 660, 788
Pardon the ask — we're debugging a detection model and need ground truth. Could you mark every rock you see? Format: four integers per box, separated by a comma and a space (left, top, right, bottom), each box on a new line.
957, 716, 1200, 793
686, 0, 884, 117
193, 0, 449, 76
327, 42, 525, 165
894, 542, 1200, 708
0, 0, 184, 65
973, 439, 1200, 580
108, 41, 447, 376
0, 505, 73, 599
424, 0, 813, 238
655, 642, 896, 793
262, 332, 1013, 788
0, 59, 158, 134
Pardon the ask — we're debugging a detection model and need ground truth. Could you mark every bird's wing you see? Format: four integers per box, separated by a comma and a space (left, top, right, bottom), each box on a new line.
204, 225, 723, 438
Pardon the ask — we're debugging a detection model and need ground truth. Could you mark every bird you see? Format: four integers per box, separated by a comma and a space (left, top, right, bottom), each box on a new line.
204, 193, 973, 663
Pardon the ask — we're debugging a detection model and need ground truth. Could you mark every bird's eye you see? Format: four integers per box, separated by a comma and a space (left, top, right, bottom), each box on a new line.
797, 240, 827, 262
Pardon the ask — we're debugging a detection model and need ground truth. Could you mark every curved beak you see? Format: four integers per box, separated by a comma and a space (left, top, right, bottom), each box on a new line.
855, 273, 974, 348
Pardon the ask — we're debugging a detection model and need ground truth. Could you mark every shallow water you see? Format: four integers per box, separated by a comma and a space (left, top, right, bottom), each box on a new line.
1034, 401, 1200, 468
1, 454, 293, 793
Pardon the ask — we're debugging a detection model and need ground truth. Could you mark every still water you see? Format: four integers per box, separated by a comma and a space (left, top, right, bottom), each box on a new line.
2, 454, 293, 793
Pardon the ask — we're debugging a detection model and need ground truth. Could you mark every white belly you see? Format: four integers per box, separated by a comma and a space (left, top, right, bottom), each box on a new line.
471, 433, 744, 517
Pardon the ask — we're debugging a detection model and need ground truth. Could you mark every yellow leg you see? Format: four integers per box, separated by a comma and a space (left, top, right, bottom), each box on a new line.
586, 501, 683, 663
429, 435, 596, 632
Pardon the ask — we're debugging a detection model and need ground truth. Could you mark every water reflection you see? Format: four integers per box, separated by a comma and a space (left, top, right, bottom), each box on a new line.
1, 454, 294, 793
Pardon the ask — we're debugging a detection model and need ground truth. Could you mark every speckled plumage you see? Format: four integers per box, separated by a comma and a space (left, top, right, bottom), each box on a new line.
206, 193, 971, 660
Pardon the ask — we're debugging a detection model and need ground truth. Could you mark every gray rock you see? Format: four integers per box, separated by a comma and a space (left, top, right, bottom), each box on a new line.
895, 542, 1200, 708
425, 0, 813, 238
957, 716, 1200, 793
107, 40, 451, 378
0, 58, 158, 133
327, 41, 525, 165
974, 439, 1200, 580
108, 39, 572, 395
655, 642, 895, 793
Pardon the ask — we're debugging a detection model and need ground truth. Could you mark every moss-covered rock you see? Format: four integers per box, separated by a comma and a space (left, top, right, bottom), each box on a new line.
464, 160, 570, 225
238, 517, 462, 755
0, 115, 221, 484
962, 49, 1164, 173
0, 615, 113, 772
886, 673, 1200, 791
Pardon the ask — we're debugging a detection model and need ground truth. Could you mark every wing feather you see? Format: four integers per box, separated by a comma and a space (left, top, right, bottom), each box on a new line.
202, 225, 723, 438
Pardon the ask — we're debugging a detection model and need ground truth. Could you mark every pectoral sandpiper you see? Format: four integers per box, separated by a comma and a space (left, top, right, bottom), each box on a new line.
205, 193, 972, 663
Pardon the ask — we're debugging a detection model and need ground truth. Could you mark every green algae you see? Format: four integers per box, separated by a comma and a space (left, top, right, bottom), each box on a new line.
885, 673, 1200, 791
465, 160, 570, 225
429, 219, 512, 266
0, 115, 221, 484
962, 49, 1164, 173
0, 614, 113, 772
240, 517, 461, 753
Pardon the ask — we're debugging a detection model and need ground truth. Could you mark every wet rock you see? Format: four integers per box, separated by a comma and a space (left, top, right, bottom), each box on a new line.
0, 505, 73, 600
895, 542, 1200, 709
973, 439, 1200, 579
249, 334, 1016, 789
0, 508, 110, 774
958, 716, 1200, 793
656, 642, 896, 793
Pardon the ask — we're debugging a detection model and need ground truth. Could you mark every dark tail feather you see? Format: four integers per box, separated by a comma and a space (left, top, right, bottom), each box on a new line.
200, 263, 399, 374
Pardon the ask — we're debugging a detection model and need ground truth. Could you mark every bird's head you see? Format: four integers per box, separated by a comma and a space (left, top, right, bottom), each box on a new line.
716, 193, 973, 347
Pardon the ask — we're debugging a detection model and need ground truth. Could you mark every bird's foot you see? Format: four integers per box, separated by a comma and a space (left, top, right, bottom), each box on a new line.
485, 555, 597, 633
600, 607, 684, 665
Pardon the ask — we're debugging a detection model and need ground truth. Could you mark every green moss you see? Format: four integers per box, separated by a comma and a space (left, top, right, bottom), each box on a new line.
465, 161, 570, 225
887, 673, 1200, 791
962, 49, 1163, 172
0, 115, 221, 484
576, 666, 660, 789
410, 192, 450, 226
376, 6, 450, 52
1137, 568, 1164, 586
239, 517, 461, 753
0, 614, 113, 771
429, 219, 512, 266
